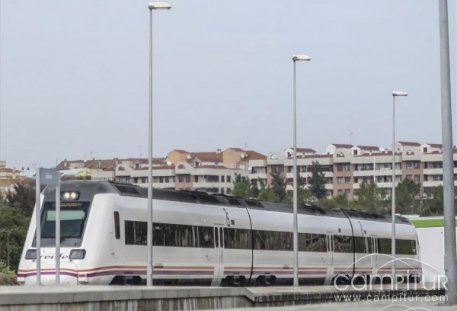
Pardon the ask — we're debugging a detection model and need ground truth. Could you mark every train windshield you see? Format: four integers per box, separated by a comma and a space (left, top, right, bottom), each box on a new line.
32, 202, 90, 247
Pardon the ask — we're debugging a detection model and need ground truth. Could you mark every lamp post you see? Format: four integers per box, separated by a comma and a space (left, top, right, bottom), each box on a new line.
438, 0, 457, 304
147, 1, 171, 287
391, 90, 407, 283
292, 54, 311, 287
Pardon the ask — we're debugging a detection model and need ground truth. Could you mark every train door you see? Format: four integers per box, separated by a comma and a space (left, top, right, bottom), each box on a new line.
357, 221, 369, 277
211, 225, 224, 286
111, 211, 122, 260
325, 234, 334, 285
370, 237, 378, 277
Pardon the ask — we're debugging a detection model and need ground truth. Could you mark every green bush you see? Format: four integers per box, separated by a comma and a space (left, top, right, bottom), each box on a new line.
0, 260, 17, 285
0, 260, 13, 274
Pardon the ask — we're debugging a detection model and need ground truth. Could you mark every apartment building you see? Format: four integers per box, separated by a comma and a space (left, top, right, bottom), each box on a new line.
0, 161, 29, 195
247, 141, 454, 199
57, 148, 266, 194
54, 141, 457, 199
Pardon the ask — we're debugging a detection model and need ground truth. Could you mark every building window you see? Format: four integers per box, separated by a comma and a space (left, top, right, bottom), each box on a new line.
356, 164, 374, 171
206, 175, 219, 182
221, 176, 225, 182
406, 161, 420, 169
336, 163, 351, 172
194, 176, 199, 182
227, 176, 231, 183
271, 165, 284, 173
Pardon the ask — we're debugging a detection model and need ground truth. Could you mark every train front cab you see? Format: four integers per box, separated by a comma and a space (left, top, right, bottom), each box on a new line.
18, 197, 92, 285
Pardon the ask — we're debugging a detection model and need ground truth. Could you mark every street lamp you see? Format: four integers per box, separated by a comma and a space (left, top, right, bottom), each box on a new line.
391, 90, 407, 283
147, 1, 171, 287
292, 54, 311, 287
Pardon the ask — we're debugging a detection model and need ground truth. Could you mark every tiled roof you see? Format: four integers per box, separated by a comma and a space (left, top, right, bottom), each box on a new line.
331, 144, 353, 148
245, 150, 267, 160
426, 143, 442, 148
356, 145, 380, 151
85, 159, 116, 170
56, 160, 84, 169
397, 141, 421, 146
192, 152, 223, 162
171, 149, 189, 154
296, 148, 316, 153
226, 147, 245, 152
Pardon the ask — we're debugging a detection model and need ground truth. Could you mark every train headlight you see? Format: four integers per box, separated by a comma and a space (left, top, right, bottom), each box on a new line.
61, 191, 80, 201
25, 249, 37, 260
69, 249, 86, 260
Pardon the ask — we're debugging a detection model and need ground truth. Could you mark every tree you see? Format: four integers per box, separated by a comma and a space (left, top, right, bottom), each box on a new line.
395, 178, 420, 215
356, 181, 384, 214
6, 184, 35, 217
420, 186, 443, 216
257, 188, 279, 202
285, 187, 313, 205
270, 171, 287, 201
250, 179, 261, 198
0, 206, 29, 270
0, 183, 35, 271
308, 161, 327, 200
231, 174, 251, 198
317, 193, 352, 209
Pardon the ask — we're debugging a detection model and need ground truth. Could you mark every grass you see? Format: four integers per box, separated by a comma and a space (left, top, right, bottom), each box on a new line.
0, 272, 17, 285
411, 218, 448, 228
0, 260, 17, 285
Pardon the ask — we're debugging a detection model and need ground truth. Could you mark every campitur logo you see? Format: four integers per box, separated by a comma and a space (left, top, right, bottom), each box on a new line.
332, 254, 447, 292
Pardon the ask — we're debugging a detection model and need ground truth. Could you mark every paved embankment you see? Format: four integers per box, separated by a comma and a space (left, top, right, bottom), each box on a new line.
0, 284, 445, 311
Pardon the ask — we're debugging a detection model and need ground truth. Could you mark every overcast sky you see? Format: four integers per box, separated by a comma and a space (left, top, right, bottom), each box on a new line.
1, 0, 456, 169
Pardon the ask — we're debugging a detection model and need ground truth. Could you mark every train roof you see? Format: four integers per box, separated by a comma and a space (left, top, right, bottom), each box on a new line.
48, 181, 410, 225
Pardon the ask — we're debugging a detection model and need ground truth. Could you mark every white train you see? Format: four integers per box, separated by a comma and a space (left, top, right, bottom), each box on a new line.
18, 181, 421, 286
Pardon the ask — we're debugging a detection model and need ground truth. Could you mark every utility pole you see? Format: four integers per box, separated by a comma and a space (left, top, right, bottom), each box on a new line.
438, 0, 457, 304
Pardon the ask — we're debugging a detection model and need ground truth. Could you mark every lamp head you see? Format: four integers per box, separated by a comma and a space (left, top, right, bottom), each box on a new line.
392, 91, 408, 97
292, 54, 311, 62
149, 2, 172, 10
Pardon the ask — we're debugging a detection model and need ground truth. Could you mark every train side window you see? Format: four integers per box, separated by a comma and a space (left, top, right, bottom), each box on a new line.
254, 230, 292, 251
215, 227, 219, 248
299, 233, 326, 252
224, 228, 252, 249
354, 236, 366, 253
114, 212, 120, 239
196, 226, 214, 248
333, 235, 353, 253
377, 238, 392, 254
125, 220, 147, 245
396, 239, 416, 255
